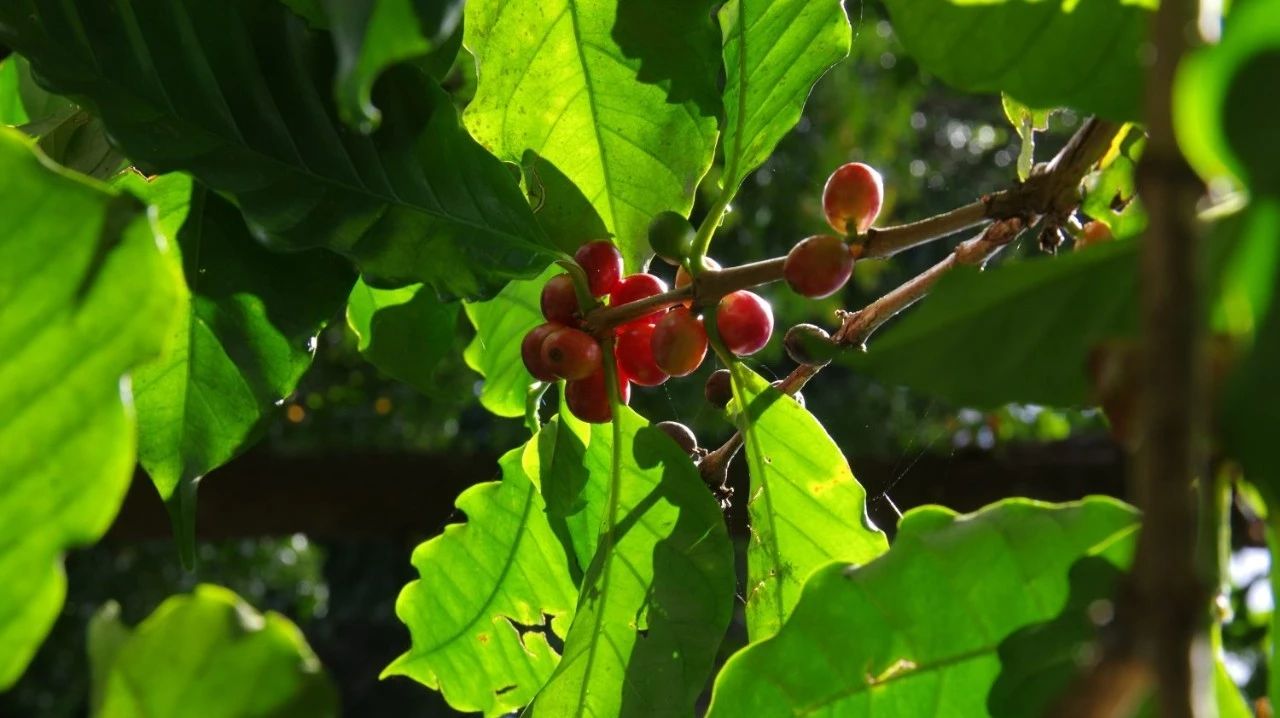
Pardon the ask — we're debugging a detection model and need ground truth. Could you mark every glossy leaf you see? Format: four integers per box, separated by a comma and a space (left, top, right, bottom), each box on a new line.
0, 129, 180, 688
347, 279, 459, 395
463, 0, 721, 269
0, 0, 552, 299
386, 447, 578, 716
126, 177, 353, 561
22, 106, 128, 181
528, 406, 735, 717
842, 240, 1139, 409
729, 365, 888, 640
882, 0, 1154, 122
1081, 131, 1146, 240
1001, 94, 1052, 182
90, 585, 336, 718
464, 267, 559, 418
0, 56, 124, 179
1176, 1, 1280, 195
321, 0, 463, 130
706, 498, 1140, 717
718, 0, 850, 196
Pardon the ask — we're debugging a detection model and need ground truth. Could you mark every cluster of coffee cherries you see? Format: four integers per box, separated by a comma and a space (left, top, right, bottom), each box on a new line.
521, 161, 885, 425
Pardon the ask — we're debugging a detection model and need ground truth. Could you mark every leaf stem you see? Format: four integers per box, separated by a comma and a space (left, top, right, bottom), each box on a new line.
689, 192, 732, 267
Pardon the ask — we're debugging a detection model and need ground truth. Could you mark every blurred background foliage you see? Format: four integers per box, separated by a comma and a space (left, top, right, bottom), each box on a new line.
1, 1, 1264, 716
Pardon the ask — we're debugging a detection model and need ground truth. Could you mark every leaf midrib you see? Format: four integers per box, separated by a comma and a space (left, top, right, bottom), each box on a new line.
564, 0, 619, 238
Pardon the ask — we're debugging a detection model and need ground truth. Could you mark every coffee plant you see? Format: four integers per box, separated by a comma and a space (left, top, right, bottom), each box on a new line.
1, 0, 1277, 715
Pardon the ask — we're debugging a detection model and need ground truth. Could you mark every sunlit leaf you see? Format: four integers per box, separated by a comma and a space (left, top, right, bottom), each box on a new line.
729, 366, 888, 640
122, 176, 353, 562
347, 279, 459, 395
842, 240, 1140, 408
1081, 131, 1146, 240
0, 129, 180, 688
463, 0, 721, 269
529, 406, 735, 717
0, 0, 552, 299
718, 0, 850, 196
464, 267, 559, 418
883, 0, 1153, 121
90, 585, 336, 718
22, 106, 128, 181
386, 447, 578, 716
0, 57, 28, 124
321, 0, 463, 130
706, 498, 1139, 717
1001, 94, 1053, 182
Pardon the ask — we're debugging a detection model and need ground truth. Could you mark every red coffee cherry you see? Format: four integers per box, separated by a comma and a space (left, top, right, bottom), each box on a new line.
784, 235, 854, 299
704, 368, 733, 409
823, 162, 884, 235
574, 240, 624, 297
616, 322, 669, 387
521, 322, 563, 381
717, 291, 773, 356
541, 273, 579, 325
566, 366, 631, 424
540, 327, 601, 380
654, 421, 698, 456
651, 306, 708, 377
610, 273, 669, 327
674, 257, 721, 307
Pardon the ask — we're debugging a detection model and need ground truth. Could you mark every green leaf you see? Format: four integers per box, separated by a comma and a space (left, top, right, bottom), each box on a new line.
463, 0, 721, 269
521, 149, 611, 254
0, 57, 28, 125
705, 497, 1140, 717
321, 0, 463, 131
0, 128, 179, 688
1001, 94, 1053, 182
882, 0, 1154, 122
0, 0, 552, 299
90, 585, 337, 718
987, 552, 1250, 716
347, 279, 459, 395
385, 447, 578, 716
729, 365, 888, 640
464, 267, 559, 418
529, 406, 735, 717
842, 240, 1140, 409
123, 176, 354, 562
1221, 199, 1280, 503
1081, 131, 1147, 240
86, 602, 131, 716
1175, 0, 1280, 196
718, 0, 850, 196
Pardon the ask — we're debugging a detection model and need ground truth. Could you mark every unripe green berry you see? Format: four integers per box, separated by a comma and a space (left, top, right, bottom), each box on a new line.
648, 211, 696, 265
